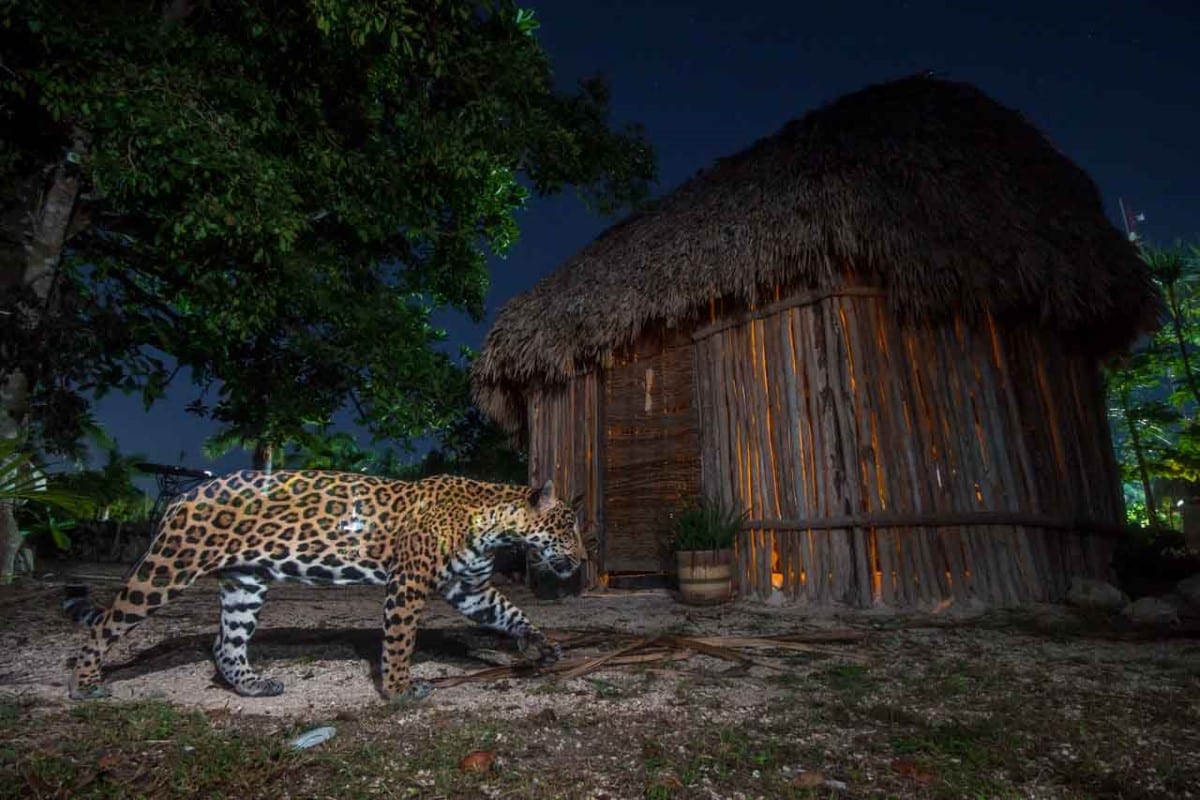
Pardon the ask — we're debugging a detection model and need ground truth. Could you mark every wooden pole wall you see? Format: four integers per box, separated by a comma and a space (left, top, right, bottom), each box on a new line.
527, 372, 603, 587
693, 289, 1124, 607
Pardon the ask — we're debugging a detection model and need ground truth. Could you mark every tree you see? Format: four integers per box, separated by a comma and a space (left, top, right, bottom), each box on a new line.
280, 403, 527, 484
1107, 242, 1200, 526
1, 0, 653, 452
279, 427, 398, 475
418, 405, 527, 483
1, 1, 655, 567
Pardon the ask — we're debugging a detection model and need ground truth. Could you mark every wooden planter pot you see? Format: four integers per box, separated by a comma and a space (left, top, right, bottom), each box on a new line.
675, 548, 734, 605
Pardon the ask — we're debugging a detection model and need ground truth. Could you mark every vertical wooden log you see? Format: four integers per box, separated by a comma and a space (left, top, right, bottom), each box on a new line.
870, 304, 907, 604
712, 332, 733, 512
874, 527, 896, 605
972, 328, 1048, 600
938, 323, 1011, 604
813, 528, 830, 604
817, 298, 857, 603
839, 296, 880, 606
907, 327, 951, 604
779, 310, 805, 524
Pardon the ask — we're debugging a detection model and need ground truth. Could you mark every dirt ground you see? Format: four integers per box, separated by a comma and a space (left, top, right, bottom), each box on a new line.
2, 561, 1199, 798
2, 561, 860, 718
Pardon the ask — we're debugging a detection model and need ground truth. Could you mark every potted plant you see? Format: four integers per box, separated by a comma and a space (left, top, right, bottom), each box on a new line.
668, 496, 745, 605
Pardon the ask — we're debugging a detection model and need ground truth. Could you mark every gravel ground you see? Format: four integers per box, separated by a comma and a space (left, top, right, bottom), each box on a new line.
2, 561, 1198, 798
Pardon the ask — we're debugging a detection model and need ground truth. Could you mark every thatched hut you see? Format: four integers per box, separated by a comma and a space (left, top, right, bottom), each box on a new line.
474, 76, 1160, 606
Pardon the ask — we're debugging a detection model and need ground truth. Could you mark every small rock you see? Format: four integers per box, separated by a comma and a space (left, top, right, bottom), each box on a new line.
1066, 577, 1128, 611
1176, 573, 1200, 605
941, 596, 989, 618
793, 770, 824, 787
1122, 596, 1180, 626
531, 708, 558, 724
765, 590, 788, 607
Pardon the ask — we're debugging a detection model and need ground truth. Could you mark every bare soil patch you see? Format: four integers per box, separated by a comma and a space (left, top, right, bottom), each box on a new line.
1, 561, 1198, 798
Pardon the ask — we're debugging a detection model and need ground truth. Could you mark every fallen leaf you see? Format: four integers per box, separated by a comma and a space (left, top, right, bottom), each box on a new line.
23, 771, 53, 795
458, 750, 496, 772
892, 758, 938, 785
657, 772, 684, 790
97, 751, 123, 770
203, 708, 232, 725
793, 769, 825, 787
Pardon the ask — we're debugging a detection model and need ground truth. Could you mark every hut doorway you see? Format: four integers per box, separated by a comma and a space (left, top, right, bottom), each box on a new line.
601, 329, 700, 574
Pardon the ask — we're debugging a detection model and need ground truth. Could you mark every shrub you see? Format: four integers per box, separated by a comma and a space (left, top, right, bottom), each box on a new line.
1112, 525, 1200, 598
668, 496, 746, 552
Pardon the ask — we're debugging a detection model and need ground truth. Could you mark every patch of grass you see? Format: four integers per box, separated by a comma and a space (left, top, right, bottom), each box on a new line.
901, 657, 1002, 703
0, 701, 22, 730
820, 662, 875, 694
634, 717, 838, 799
765, 670, 806, 688
587, 678, 623, 698
890, 718, 1021, 798
715, 726, 778, 772
858, 703, 927, 727
643, 784, 673, 800
0, 701, 294, 800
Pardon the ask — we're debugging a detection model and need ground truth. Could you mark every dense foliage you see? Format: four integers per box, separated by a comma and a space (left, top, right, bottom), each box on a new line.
1105, 242, 1200, 527
1, 0, 654, 462
281, 403, 525, 484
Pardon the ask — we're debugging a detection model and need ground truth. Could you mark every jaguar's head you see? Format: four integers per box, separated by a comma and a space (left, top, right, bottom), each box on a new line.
516, 480, 586, 579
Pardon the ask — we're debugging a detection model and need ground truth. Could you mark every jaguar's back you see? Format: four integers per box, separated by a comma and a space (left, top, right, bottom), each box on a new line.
151, 469, 411, 584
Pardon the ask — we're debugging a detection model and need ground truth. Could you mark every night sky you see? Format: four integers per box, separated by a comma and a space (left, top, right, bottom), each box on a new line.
95, 0, 1200, 477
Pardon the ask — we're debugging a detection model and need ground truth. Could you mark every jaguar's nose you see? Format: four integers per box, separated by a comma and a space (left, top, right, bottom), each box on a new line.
549, 555, 578, 577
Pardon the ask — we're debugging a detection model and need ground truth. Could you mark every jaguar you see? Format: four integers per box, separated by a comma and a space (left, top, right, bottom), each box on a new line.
63, 470, 585, 701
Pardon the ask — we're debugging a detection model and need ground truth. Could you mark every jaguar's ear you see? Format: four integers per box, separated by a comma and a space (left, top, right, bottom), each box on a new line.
529, 479, 556, 512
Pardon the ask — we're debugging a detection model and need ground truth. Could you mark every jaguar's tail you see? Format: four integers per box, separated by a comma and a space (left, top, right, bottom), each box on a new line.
62, 585, 103, 628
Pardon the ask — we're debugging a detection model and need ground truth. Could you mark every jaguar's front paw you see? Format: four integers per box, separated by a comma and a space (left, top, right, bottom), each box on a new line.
238, 677, 285, 697
404, 679, 433, 701
518, 633, 562, 667
68, 683, 111, 701
387, 679, 433, 705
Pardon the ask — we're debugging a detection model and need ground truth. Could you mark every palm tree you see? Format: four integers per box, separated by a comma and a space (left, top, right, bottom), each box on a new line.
0, 438, 91, 582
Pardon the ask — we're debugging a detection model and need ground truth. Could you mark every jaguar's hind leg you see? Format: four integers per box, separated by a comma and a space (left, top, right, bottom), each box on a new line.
66, 554, 203, 699
213, 570, 283, 697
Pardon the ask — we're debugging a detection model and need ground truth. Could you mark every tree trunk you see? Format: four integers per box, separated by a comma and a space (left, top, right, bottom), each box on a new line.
1120, 385, 1158, 528
1165, 284, 1200, 409
0, 133, 86, 582
252, 440, 275, 472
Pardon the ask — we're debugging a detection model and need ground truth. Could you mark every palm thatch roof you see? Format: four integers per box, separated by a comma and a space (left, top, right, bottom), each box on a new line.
474, 75, 1160, 430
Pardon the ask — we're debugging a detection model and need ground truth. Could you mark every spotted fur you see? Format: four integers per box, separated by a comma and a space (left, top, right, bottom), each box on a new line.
63, 471, 584, 701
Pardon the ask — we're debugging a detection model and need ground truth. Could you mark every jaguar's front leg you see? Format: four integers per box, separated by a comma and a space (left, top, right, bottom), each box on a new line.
380, 568, 432, 702
440, 581, 561, 667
